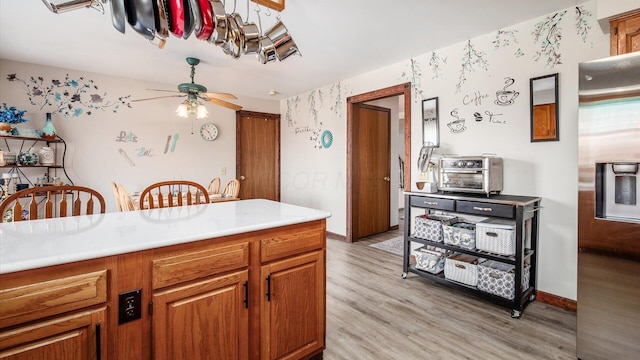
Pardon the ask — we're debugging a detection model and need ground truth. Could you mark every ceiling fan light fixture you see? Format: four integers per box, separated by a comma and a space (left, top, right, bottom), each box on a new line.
176, 101, 190, 118
176, 98, 208, 119
196, 104, 208, 119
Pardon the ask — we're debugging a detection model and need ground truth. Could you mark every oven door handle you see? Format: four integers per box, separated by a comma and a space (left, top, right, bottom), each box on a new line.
441, 169, 483, 174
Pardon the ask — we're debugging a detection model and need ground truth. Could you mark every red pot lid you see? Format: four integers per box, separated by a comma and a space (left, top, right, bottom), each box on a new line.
169, 0, 184, 37
195, 0, 213, 40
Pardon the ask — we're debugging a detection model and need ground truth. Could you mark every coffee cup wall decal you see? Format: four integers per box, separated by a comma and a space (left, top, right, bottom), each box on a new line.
447, 109, 467, 133
495, 77, 519, 106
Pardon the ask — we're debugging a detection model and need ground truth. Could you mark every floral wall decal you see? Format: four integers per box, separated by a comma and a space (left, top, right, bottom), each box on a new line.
456, 40, 489, 94
6, 73, 131, 118
429, 52, 447, 79
400, 58, 424, 101
493, 30, 519, 50
531, 10, 567, 68
329, 82, 343, 116
575, 6, 592, 43
286, 95, 301, 128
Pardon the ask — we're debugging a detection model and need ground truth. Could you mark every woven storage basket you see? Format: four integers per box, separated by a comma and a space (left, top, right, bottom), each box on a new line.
412, 246, 448, 274
476, 219, 516, 256
443, 221, 476, 250
444, 253, 480, 287
413, 214, 458, 243
477, 260, 530, 300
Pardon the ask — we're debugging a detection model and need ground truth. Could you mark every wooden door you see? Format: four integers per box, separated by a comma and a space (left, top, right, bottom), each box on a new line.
353, 103, 391, 239
152, 270, 249, 360
0, 308, 106, 360
261, 251, 325, 360
610, 9, 640, 55
236, 111, 280, 201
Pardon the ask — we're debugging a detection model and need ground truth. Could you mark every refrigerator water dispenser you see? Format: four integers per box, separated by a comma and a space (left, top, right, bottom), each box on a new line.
595, 162, 640, 223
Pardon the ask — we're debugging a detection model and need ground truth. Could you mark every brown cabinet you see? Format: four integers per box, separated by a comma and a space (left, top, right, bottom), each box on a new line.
610, 9, 640, 55
152, 270, 249, 360
260, 251, 325, 360
0, 220, 326, 360
0, 262, 109, 359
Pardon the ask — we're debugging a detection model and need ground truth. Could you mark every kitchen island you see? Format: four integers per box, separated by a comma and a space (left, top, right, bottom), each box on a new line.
0, 199, 330, 360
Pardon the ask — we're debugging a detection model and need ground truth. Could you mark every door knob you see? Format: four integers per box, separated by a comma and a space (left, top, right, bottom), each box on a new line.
384, 177, 390, 181
240, 175, 246, 180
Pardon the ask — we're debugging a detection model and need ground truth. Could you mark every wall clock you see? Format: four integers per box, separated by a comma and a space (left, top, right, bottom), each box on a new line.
199, 122, 219, 141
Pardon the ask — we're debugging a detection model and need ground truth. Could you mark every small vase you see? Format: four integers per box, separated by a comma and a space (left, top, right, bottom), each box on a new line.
39, 146, 55, 165
42, 113, 57, 140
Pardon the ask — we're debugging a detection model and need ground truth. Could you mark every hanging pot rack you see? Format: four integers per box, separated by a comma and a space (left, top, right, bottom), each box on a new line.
40, 0, 300, 63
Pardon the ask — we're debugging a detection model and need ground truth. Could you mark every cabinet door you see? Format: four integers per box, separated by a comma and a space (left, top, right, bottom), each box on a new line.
152, 270, 249, 360
0, 308, 106, 360
610, 10, 640, 55
261, 251, 325, 360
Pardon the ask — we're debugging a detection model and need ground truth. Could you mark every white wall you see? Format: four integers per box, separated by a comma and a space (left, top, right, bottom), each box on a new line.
0, 59, 279, 212
280, 0, 610, 300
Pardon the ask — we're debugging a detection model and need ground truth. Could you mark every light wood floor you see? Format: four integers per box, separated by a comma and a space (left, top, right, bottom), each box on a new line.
324, 210, 576, 360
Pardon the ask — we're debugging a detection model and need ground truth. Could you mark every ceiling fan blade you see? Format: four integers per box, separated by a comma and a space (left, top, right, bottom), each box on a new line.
208, 98, 243, 111
202, 92, 238, 100
131, 95, 186, 102
146, 88, 181, 93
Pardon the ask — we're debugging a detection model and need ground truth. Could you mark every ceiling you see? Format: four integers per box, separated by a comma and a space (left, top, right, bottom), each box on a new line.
0, 0, 584, 102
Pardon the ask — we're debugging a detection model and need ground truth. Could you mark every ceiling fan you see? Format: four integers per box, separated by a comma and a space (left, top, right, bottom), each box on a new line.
132, 57, 242, 111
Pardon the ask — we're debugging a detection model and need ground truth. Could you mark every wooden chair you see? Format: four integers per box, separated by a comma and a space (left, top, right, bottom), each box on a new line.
221, 179, 240, 199
0, 185, 106, 222
117, 184, 137, 211
112, 181, 123, 212
139, 180, 210, 209
207, 177, 221, 195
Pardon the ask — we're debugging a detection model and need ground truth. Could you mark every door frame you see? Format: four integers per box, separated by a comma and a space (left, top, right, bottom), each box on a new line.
346, 83, 412, 243
236, 110, 281, 201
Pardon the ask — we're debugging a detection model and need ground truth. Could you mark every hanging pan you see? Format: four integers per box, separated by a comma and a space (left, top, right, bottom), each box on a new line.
124, 0, 156, 40
194, 0, 213, 40
110, 0, 127, 33
168, 0, 184, 37
207, 0, 227, 46
41, 0, 104, 14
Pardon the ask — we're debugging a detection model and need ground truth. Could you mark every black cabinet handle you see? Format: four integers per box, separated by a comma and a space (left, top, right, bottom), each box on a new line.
243, 280, 249, 308
96, 323, 101, 360
265, 275, 271, 302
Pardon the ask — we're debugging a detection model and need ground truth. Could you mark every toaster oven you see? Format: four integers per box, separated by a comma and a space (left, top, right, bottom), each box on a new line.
438, 156, 503, 195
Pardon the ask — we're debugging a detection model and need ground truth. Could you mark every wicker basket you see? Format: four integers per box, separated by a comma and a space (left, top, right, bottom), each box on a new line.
444, 253, 480, 287
443, 221, 476, 250
412, 246, 449, 274
477, 260, 531, 300
413, 214, 458, 243
476, 219, 516, 256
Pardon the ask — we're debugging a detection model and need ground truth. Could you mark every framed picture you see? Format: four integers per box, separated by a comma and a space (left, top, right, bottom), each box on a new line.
251, 0, 285, 11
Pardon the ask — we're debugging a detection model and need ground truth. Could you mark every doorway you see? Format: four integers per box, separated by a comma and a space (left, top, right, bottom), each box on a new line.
347, 83, 412, 243
236, 110, 281, 201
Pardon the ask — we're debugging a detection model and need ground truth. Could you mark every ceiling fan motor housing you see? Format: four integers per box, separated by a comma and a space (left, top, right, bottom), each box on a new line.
178, 83, 207, 93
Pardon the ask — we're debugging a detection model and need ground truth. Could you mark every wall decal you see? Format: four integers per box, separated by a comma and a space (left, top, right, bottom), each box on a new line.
115, 130, 138, 142
164, 135, 171, 153
429, 52, 447, 79
474, 112, 483, 122
136, 147, 154, 157
308, 90, 320, 128
6, 73, 131, 118
118, 148, 135, 167
494, 77, 519, 106
463, 90, 490, 106
170, 133, 179, 152
485, 110, 505, 124
400, 58, 424, 101
575, 6, 593, 43
493, 30, 519, 50
514, 48, 525, 58
329, 82, 343, 115
532, 10, 567, 68
456, 40, 489, 94
286, 95, 301, 128
447, 109, 467, 133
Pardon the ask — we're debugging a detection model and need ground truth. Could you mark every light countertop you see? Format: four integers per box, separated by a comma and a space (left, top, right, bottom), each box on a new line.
0, 199, 331, 274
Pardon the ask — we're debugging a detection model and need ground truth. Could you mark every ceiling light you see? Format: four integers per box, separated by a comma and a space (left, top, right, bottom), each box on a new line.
176, 97, 208, 119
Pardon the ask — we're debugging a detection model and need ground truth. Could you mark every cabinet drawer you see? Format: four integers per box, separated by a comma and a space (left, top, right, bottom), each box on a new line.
153, 242, 249, 289
0, 270, 107, 329
261, 228, 325, 263
456, 201, 514, 218
410, 196, 455, 211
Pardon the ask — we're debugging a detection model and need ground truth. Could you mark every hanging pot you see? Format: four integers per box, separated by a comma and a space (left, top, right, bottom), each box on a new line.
231, 13, 246, 55
41, 0, 102, 14
110, 0, 127, 33
207, 0, 227, 46
194, 0, 213, 40
242, 21, 260, 55
264, 20, 301, 61
124, 0, 156, 40
153, 0, 169, 39
221, 14, 241, 59
183, 0, 198, 39
168, 0, 184, 37
258, 37, 277, 64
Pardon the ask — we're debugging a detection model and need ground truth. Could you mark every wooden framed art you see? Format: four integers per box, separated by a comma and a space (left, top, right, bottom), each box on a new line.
251, 0, 285, 11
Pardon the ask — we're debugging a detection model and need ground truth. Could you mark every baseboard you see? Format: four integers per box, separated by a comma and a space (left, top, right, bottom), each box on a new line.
327, 231, 346, 242
535, 291, 577, 312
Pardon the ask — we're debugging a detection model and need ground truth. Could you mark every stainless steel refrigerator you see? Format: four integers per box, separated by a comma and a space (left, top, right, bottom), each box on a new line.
577, 52, 640, 360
